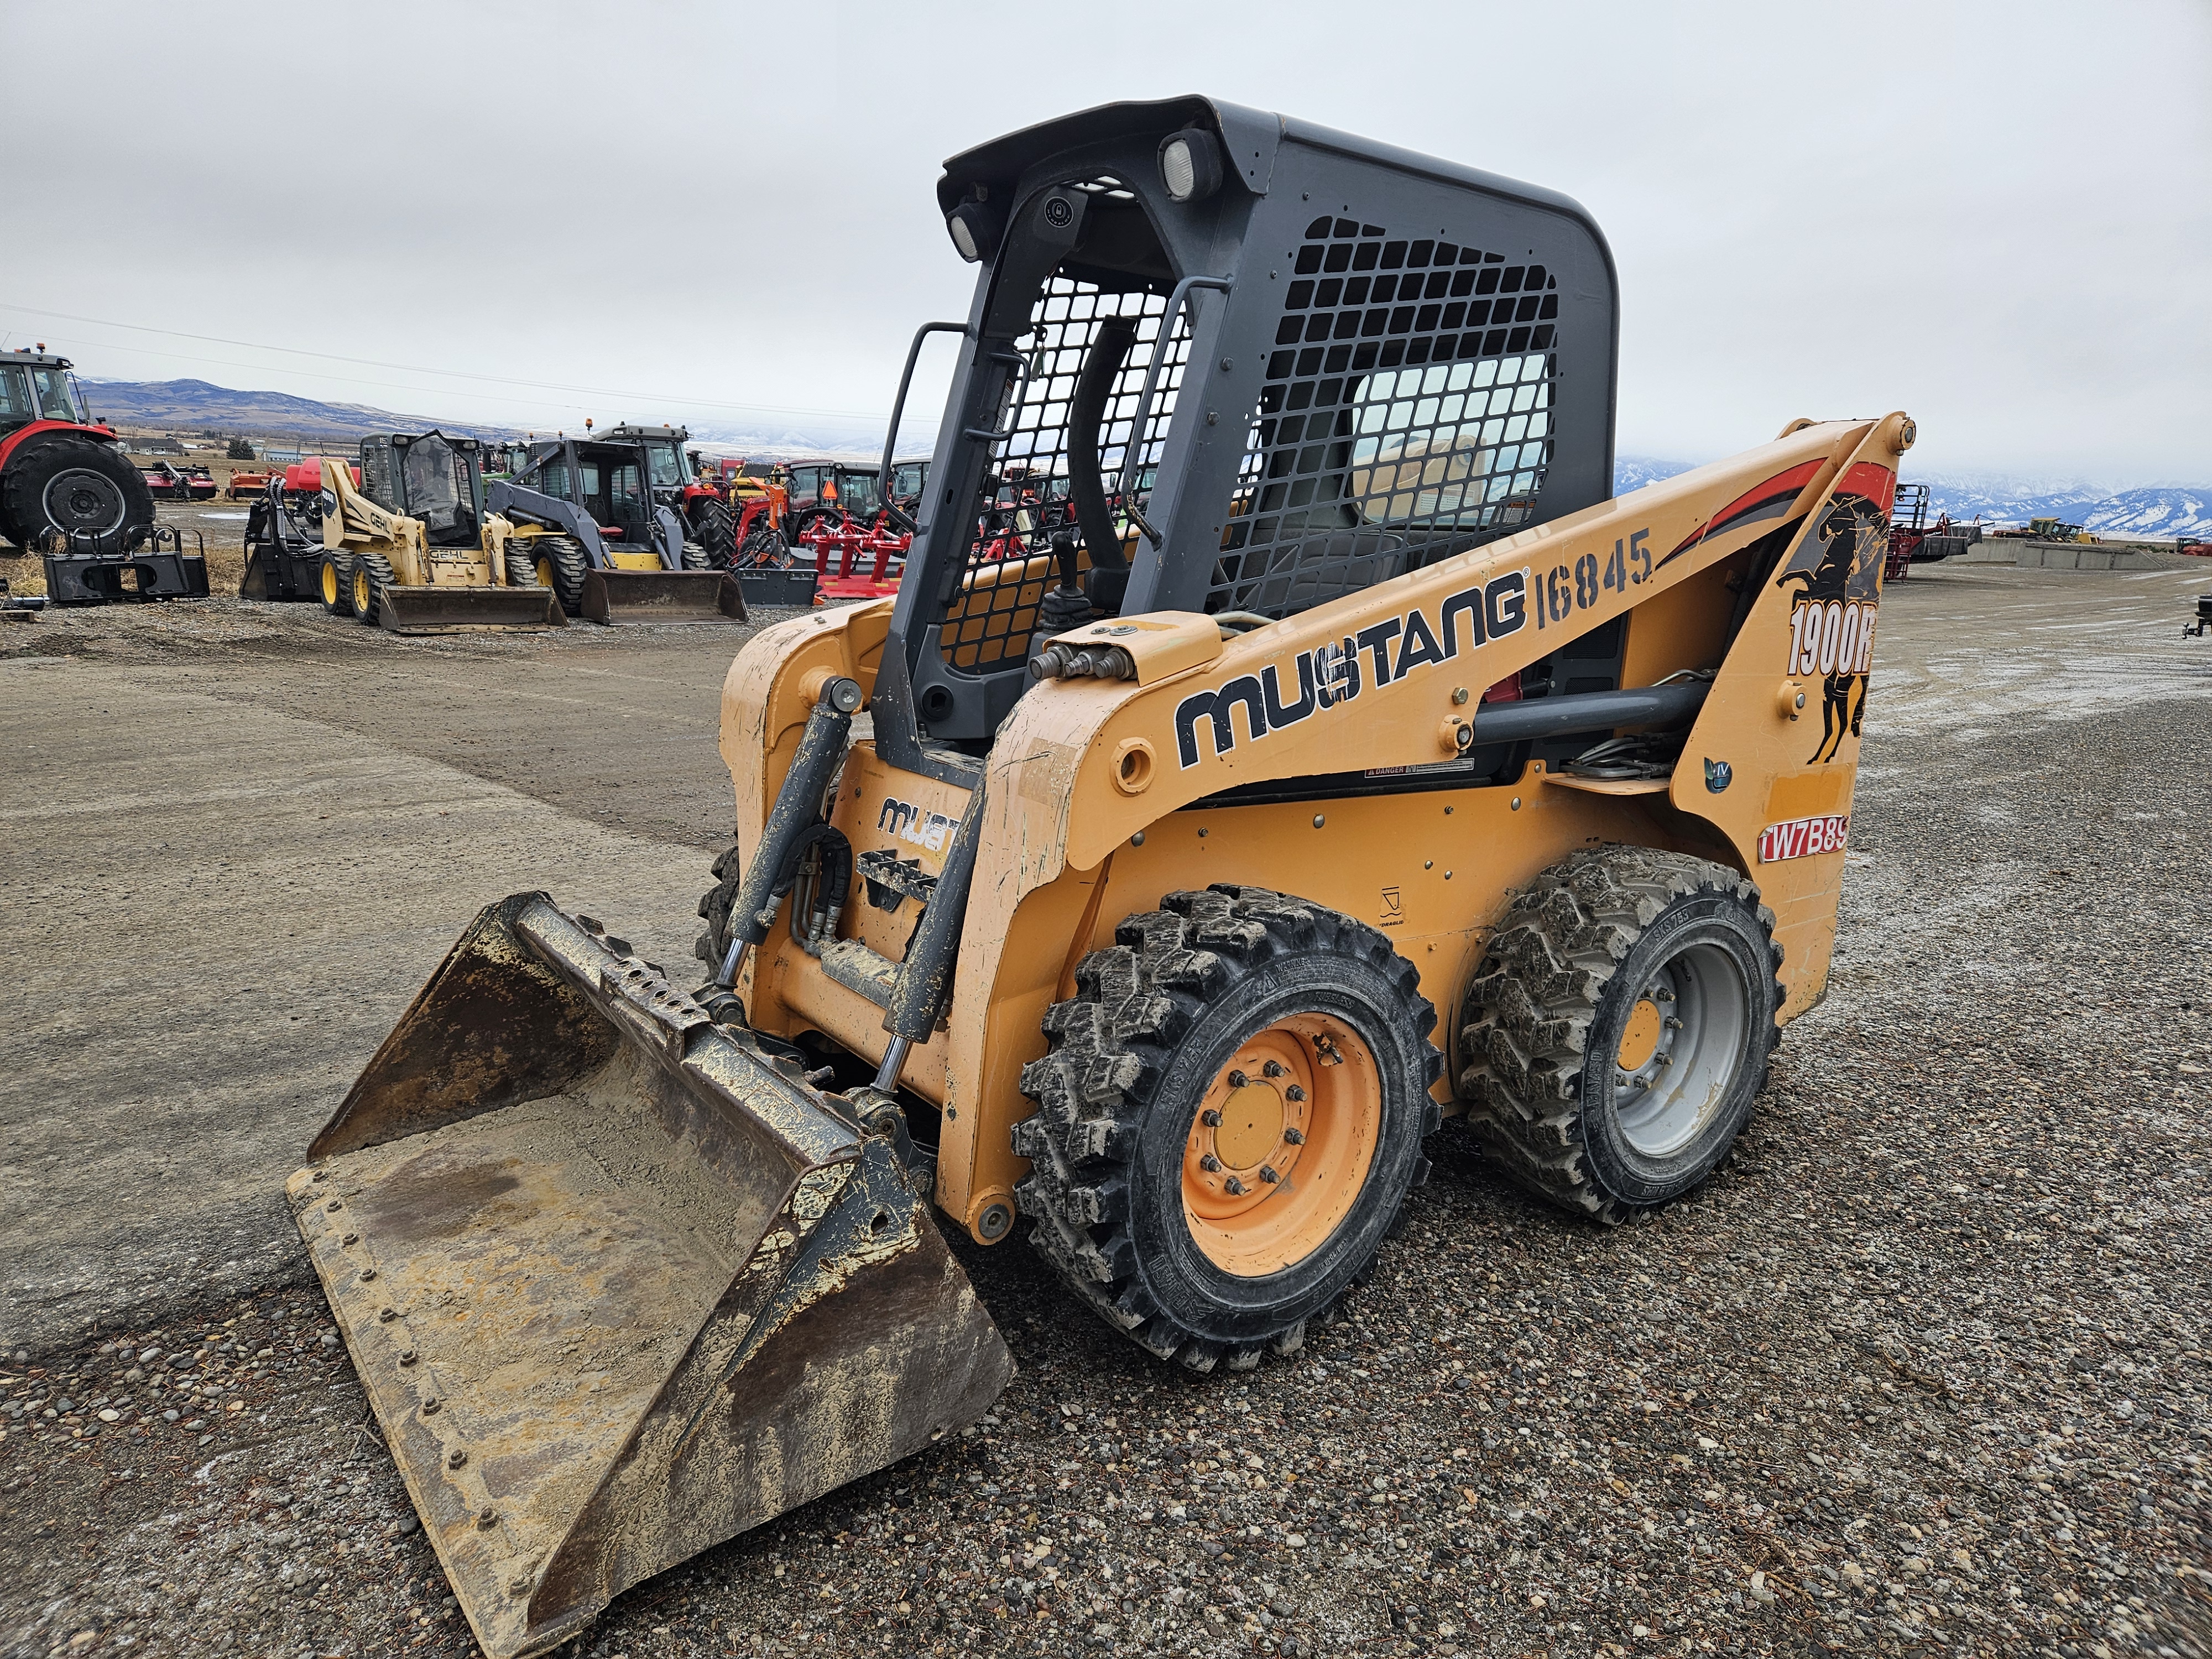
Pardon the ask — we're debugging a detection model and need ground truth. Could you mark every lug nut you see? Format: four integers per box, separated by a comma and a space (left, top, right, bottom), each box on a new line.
421, 1398, 441, 1415
1258, 1166, 1279, 1183
398, 1350, 418, 1366
1199, 1154, 1222, 1172
1223, 1177, 1246, 1196
1262, 1060, 1286, 1078
1282, 1127, 1306, 1145
1665, 1016, 1683, 1030
1285, 1085, 1307, 1102
341, 1233, 358, 1245
1201, 1108, 1222, 1127
378, 1308, 397, 1323
1227, 1070, 1249, 1088
448, 1448, 468, 1469
476, 1509, 499, 1530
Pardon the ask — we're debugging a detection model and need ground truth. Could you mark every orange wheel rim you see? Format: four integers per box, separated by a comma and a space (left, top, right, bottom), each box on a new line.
1616, 996, 1663, 1072
1182, 1011, 1380, 1277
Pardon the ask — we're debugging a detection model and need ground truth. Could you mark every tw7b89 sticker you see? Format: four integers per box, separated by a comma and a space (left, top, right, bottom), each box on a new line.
1758, 813, 1849, 863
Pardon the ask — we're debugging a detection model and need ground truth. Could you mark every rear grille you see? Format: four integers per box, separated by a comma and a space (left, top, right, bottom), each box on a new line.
1208, 217, 1561, 618
937, 272, 1190, 673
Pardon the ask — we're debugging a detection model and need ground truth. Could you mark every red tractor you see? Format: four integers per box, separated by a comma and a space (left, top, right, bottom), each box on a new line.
0, 348, 157, 556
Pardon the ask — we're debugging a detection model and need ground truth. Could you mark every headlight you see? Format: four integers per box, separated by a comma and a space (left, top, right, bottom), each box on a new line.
946, 199, 1004, 264
1157, 128, 1223, 203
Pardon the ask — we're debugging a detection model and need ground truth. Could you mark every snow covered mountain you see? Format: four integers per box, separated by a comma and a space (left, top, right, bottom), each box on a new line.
1614, 456, 2210, 539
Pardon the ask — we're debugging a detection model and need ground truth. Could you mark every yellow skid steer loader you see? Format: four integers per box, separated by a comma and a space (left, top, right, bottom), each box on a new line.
292, 96, 1907, 1656
312, 430, 567, 633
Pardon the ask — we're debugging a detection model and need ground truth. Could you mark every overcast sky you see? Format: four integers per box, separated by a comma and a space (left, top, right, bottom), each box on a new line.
5, 1, 2206, 483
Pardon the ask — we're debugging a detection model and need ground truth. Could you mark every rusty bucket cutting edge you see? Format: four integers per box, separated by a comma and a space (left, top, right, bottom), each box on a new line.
580, 569, 749, 624
286, 893, 1011, 1659
374, 585, 570, 634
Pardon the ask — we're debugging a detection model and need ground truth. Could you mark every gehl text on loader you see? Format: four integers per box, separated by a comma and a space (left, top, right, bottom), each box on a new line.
288, 96, 1908, 1656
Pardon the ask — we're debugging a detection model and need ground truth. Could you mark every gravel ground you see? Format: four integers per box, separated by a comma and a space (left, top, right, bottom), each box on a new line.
3, 562, 2209, 1659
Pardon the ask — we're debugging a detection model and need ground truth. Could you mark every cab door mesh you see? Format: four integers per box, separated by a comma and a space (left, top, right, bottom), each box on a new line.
1210, 217, 1562, 618
936, 274, 1190, 673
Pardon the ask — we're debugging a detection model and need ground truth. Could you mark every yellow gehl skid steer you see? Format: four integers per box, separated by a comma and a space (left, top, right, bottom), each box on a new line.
311, 430, 567, 633
290, 96, 1906, 1655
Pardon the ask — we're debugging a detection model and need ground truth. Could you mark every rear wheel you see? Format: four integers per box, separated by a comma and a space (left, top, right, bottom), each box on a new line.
1458, 846, 1782, 1222
319, 551, 356, 617
530, 534, 587, 615
351, 551, 395, 625
1, 437, 155, 555
1015, 885, 1441, 1372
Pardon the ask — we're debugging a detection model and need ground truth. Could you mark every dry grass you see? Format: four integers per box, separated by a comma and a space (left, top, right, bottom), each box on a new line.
4, 493, 254, 601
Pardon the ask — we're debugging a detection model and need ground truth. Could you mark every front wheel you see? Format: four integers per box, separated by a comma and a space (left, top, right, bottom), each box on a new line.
529, 534, 587, 615
351, 550, 395, 625
1015, 886, 1441, 1373
1458, 847, 1782, 1222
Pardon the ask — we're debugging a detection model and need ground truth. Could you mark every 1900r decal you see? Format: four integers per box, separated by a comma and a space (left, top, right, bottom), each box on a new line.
1175, 569, 1529, 768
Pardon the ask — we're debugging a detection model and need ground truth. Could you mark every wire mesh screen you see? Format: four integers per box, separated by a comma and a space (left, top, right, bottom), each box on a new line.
937, 268, 1190, 673
1210, 217, 1561, 618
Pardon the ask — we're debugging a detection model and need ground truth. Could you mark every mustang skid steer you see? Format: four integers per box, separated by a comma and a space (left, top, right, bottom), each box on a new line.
291, 96, 1906, 1656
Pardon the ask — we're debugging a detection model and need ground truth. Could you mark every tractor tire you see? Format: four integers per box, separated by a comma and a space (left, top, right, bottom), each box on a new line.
351, 551, 395, 627
1015, 885, 1441, 1373
319, 551, 356, 617
530, 534, 588, 615
692, 500, 737, 569
681, 539, 713, 570
504, 544, 539, 591
1457, 847, 1782, 1223
1, 436, 155, 555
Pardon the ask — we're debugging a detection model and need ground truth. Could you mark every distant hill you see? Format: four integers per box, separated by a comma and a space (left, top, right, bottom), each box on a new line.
77, 378, 518, 442
1614, 456, 2211, 539
76, 377, 882, 458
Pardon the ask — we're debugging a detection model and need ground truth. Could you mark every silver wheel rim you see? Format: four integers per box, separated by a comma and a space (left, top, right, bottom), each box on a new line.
44, 468, 127, 535
1609, 938, 1750, 1158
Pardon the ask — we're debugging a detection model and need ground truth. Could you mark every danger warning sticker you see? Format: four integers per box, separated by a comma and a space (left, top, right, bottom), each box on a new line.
1758, 813, 1849, 863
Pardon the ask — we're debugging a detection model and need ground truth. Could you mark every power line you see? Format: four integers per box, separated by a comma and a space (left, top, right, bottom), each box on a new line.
0, 300, 895, 422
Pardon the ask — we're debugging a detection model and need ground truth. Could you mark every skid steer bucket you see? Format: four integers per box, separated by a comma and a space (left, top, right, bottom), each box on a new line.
287, 895, 1009, 1658
375, 585, 570, 634
580, 568, 750, 624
